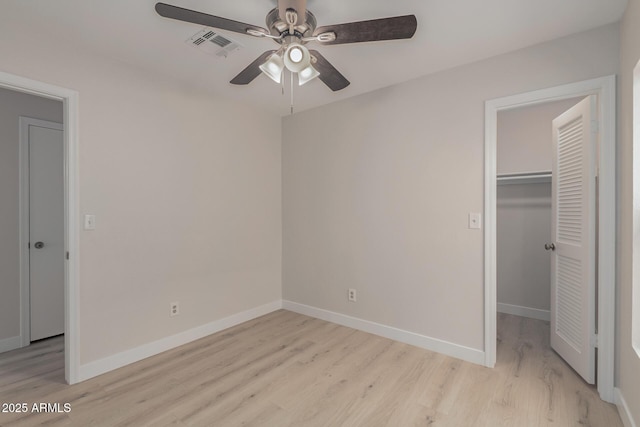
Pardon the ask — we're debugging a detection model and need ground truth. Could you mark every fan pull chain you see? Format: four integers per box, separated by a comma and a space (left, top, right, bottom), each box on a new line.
290, 71, 294, 115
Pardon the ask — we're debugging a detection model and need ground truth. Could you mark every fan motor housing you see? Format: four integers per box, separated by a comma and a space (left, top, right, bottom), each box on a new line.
266, 8, 317, 43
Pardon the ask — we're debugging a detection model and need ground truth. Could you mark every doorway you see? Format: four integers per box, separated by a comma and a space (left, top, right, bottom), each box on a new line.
495, 96, 603, 380
484, 75, 616, 403
496, 97, 583, 324
0, 70, 80, 384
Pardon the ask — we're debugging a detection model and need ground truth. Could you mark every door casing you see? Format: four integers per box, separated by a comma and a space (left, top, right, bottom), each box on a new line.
484, 75, 616, 403
1, 71, 80, 385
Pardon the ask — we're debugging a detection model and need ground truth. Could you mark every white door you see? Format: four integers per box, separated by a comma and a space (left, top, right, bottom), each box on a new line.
549, 96, 597, 384
26, 119, 65, 342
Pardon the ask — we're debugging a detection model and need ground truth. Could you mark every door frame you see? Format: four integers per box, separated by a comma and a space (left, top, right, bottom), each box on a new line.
19, 117, 64, 346
1, 71, 80, 385
484, 75, 616, 402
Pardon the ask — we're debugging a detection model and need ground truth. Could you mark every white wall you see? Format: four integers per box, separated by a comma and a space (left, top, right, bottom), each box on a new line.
496, 99, 580, 318
0, 22, 282, 365
619, 0, 640, 423
497, 183, 551, 314
282, 24, 619, 354
497, 98, 582, 175
0, 88, 62, 345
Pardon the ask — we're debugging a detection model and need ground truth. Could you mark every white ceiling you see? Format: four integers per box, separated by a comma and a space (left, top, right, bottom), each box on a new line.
2, 0, 628, 116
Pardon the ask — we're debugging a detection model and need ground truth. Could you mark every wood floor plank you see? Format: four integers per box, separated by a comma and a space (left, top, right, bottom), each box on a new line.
0, 310, 623, 426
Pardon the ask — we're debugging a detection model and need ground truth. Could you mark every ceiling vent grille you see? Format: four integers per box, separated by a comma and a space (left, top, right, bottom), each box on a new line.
186, 29, 242, 58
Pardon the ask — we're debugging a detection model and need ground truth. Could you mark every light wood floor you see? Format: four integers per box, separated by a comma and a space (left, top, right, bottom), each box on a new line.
0, 310, 622, 426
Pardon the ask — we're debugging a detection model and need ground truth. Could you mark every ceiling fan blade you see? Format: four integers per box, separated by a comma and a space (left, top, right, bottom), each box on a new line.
155, 2, 268, 37
309, 50, 350, 92
313, 15, 417, 45
230, 51, 278, 85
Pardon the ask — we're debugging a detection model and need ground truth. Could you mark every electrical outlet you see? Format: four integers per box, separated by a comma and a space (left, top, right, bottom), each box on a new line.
348, 288, 357, 302
170, 302, 179, 317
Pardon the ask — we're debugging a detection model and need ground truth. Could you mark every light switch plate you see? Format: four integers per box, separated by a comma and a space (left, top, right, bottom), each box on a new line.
84, 214, 96, 230
469, 212, 481, 229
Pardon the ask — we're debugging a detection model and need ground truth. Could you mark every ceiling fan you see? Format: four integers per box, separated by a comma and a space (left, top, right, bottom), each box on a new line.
155, 0, 418, 92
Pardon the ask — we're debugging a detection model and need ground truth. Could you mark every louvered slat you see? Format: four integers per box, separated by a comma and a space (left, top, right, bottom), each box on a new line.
556, 117, 583, 245
554, 114, 585, 353
556, 255, 583, 351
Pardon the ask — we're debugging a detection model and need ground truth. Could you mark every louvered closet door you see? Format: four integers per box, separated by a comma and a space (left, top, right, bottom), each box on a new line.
550, 95, 597, 384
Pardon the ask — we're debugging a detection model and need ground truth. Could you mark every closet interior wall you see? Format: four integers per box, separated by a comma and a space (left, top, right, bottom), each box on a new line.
496, 97, 582, 321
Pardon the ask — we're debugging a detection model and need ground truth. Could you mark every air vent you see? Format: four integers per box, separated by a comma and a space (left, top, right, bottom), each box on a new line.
186, 29, 242, 58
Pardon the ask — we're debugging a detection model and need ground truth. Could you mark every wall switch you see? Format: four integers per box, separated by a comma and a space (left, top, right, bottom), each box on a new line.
170, 302, 179, 317
348, 288, 357, 302
469, 212, 481, 229
84, 214, 96, 230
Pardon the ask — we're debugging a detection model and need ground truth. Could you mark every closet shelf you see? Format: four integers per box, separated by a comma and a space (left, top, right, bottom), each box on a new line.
497, 171, 552, 185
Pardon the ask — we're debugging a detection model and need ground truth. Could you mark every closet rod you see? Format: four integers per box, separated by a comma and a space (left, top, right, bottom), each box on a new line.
497, 171, 551, 185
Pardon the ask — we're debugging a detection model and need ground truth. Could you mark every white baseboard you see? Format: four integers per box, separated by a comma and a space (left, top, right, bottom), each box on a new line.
497, 302, 550, 321
282, 300, 485, 365
78, 300, 283, 382
0, 335, 22, 354
616, 387, 638, 427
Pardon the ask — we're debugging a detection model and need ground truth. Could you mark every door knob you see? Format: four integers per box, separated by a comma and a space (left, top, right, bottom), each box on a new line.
34, 241, 44, 249
545, 243, 556, 251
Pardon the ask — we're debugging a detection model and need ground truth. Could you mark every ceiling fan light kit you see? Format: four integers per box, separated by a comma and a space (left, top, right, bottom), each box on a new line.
155, 1, 417, 96
287, 45, 304, 65
284, 44, 309, 71
297, 64, 321, 86
259, 53, 285, 83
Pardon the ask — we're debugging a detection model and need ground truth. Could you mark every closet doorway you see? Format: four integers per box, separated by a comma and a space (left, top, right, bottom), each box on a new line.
484, 75, 617, 403
496, 97, 582, 326
497, 95, 601, 385
496, 97, 587, 380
